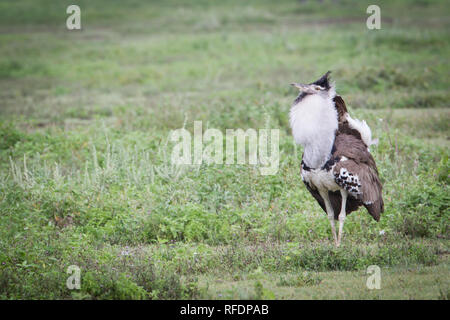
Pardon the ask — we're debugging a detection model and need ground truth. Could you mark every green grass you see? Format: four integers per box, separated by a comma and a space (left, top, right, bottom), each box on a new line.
0, 0, 449, 299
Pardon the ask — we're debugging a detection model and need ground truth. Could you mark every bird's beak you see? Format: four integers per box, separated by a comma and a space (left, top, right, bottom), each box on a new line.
290, 83, 313, 93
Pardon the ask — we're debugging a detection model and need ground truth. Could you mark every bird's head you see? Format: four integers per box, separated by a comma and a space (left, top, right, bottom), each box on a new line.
291, 71, 335, 98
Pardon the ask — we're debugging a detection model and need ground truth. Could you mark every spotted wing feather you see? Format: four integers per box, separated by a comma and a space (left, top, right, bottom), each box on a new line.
301, 153, 364, 220
302, 178, 363, 220
332, 134, 384, 221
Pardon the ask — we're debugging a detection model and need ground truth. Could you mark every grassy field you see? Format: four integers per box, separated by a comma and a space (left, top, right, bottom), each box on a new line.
0, 0, 449, 299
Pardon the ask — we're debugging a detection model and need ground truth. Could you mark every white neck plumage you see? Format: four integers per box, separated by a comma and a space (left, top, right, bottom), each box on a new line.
289, 90, 338, 169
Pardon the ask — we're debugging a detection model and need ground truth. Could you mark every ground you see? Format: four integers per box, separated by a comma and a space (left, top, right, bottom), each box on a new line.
0, 0, 449, 299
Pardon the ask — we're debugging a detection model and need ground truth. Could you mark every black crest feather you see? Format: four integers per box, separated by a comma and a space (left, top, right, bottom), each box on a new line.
312, 71, 332, 89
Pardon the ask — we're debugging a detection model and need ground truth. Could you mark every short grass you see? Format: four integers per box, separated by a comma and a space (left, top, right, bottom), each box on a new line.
0, 0, 449, 299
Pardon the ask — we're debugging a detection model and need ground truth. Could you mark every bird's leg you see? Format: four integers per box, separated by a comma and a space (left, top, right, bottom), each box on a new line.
319, 190, 338, 246
337, 189, 348, 247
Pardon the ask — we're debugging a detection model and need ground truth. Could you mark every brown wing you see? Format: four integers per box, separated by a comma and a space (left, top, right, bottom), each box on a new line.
332, 134, 384, 221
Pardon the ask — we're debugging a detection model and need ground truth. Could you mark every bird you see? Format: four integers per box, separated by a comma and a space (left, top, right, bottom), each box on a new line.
289, 71, 384, 247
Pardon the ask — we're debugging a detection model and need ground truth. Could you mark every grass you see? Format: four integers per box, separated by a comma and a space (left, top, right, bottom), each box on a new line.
0, 0, 449, 299
202, 261, 450, 299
